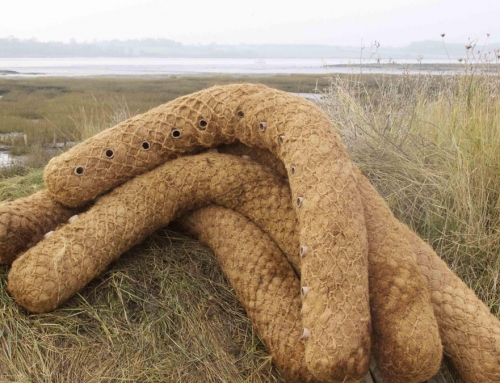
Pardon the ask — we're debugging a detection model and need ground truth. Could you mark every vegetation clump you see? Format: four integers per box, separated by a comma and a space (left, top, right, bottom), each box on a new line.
324, 70, 500, 316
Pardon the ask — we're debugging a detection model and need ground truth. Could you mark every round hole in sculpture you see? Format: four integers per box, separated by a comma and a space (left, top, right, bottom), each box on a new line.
74, 166, 85, 176
104, 149, 114, 159
279, 135, 285, 145
291, 166, 296, 176
198, 119, 208, 130
171, 129, 181, 138
237, 110, 245, 118
141, 141, 151, 150
259, 122, 267, 132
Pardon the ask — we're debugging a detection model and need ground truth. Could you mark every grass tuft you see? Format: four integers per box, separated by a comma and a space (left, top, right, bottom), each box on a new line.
323, 71, 500, 316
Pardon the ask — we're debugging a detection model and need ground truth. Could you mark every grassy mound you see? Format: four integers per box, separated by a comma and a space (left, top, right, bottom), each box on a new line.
0, 224, 282, 382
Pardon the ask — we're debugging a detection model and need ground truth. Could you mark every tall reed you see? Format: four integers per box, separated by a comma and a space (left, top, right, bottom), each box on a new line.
323, 70, 500, 314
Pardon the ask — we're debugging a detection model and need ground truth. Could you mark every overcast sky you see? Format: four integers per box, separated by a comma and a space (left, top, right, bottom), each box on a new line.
0, 0, 498, 46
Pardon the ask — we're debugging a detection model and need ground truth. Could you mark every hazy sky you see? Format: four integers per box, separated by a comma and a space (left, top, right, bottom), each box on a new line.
1, 0, 498, 46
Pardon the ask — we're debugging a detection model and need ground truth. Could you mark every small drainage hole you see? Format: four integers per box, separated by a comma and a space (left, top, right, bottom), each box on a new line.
75, 166, 85, 175
105, 149, 114, 159
198, 119, 208, 129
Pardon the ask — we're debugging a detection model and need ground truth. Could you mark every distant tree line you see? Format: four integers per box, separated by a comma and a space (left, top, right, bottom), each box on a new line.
0, 36, 498, 59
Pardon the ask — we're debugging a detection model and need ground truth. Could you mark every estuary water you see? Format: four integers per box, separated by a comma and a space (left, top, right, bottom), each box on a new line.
0, 57, 455, 77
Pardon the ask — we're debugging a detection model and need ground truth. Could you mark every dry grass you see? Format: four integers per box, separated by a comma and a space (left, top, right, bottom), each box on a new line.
323, 70, 500, 317
0, 225, 283, 382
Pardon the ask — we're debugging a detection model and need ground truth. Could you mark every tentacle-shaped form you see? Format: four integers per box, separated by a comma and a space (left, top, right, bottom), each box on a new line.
219, 144, 442, 383
402, 223, 500, 383
43, 84, 370, 381
178, 206, 318, 383
353, 168, 442, 382
0, 190, 78, 265
8, 153, 294, 313
229, 144, 500, 382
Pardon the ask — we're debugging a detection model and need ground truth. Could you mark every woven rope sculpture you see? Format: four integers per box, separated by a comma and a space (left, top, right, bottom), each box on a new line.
43, 83, 372, 381
0, 84, 498, 382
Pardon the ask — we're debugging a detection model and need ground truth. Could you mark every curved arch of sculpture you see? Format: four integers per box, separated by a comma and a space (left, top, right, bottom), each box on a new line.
43, 83, 372, 381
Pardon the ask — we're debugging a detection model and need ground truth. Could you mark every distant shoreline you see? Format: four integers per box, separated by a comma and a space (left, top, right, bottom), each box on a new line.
2, 58, 497, 78
326, 62, 500, 73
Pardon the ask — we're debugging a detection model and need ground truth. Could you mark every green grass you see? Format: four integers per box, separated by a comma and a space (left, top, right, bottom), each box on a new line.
0, 168, 44, 200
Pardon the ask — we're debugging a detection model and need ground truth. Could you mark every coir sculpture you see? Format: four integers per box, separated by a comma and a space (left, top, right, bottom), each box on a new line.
0, 84, 498, 383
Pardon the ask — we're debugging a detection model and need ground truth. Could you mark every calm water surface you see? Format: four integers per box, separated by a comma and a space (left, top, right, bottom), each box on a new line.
0, 57, 454, 77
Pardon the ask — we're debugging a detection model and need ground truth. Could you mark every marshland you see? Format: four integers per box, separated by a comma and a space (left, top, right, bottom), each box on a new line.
0, 68, 499, 382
